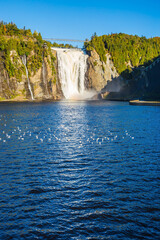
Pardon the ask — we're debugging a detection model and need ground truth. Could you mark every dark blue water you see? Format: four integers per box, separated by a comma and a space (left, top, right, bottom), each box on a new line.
0, 101, 159, 240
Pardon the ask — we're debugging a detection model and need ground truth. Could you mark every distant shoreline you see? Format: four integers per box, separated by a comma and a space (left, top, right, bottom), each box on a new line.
0, 99, 160, 106
0, 99, 60, 104
129, 100, 160, 106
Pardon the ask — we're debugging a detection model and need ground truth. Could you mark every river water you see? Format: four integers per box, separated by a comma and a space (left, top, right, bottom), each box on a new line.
0, 101, 159, 239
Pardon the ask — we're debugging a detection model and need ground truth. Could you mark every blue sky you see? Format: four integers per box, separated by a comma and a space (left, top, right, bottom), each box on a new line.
1, 0, 160, 44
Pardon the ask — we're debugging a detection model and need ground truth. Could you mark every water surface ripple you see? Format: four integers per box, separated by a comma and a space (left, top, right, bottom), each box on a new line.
0, 101, 160, 239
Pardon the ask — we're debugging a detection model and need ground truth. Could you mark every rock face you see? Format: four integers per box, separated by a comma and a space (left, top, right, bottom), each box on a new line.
0, 49, 62, 101
0, 51, 16, 100
1, 46, 158, 101
135, 57, 160, 100
101, 56, 160, 101
85, 49, 123, 92
0, 46, 126, 101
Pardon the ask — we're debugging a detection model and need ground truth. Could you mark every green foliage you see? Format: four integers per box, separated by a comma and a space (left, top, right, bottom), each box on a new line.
33, 31, 43, 44
0, 21, 33, 37
84, 33, 160, 78
52, 42, 74, 49
4, 52, 15, 77
45, 46, 56, 75
0, 21, 57, 80
93, 61, 97, 66
84, 35, 106, 62
0, 36, 6, 50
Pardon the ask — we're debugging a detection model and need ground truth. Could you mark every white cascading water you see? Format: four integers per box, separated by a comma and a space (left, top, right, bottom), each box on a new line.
53, 48, 95, 100
22, 55, 34, 100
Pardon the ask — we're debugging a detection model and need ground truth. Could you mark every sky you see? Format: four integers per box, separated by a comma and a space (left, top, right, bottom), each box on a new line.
1, 0, 160, 46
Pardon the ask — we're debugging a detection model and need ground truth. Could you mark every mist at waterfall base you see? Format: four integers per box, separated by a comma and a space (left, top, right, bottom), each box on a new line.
54, 48, 96, 100
0, 101, 160, 240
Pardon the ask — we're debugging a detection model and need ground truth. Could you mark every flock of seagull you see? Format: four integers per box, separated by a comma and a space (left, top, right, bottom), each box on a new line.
0, 116, 135, 147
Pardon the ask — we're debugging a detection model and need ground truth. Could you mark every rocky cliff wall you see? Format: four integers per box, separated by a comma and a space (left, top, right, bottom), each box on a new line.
0, 48, 126, 101
86, 49, 160, 101
85, 49, 124, 93
1, 46, 158, 101
136, 57, 160, 100
103, 56, 160, 101
0, 49, 62, 101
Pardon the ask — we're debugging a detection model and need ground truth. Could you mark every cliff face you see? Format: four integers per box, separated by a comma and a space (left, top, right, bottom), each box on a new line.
85, 49, 160, 101
0, 48, 127, 101
86, 50, 114, 91
0, 49, 61, 101
0, 25, 159, 101
135, 57, 160, 100
102, 56, 160, 101
0, 46, 159, 102
85, 49, 124, 94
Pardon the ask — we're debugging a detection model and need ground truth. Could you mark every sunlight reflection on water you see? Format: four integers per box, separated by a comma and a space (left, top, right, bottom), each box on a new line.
0, 101, 160, 240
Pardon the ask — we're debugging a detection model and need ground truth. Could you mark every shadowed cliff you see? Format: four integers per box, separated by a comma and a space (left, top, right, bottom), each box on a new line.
103, 56, 160, 101
84, 33, 160, 101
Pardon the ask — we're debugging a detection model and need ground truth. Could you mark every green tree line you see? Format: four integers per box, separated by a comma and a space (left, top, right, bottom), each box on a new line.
84, 33, 160, 78
0, 22, 56, 79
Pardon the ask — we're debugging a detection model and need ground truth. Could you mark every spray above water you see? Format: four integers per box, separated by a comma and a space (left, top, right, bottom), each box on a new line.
53, 48, 95, 100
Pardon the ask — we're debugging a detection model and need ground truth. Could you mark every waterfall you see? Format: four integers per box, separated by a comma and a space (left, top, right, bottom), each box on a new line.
54, 48, 94, 100
22, 55, 34, 100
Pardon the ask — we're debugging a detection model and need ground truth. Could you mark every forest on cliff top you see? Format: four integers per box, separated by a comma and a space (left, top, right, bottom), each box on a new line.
84, 33, 160, 78
0, 22, 56, 80
1, 22, 160, 81
0, 22, 73, 81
